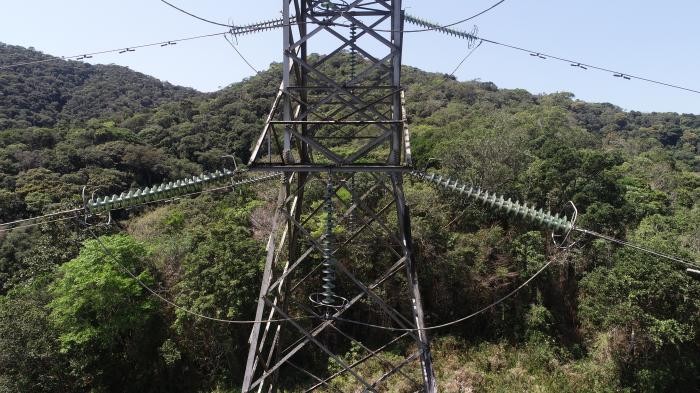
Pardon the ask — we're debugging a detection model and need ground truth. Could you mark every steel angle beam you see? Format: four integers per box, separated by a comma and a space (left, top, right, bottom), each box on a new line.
243, 1, 435, 391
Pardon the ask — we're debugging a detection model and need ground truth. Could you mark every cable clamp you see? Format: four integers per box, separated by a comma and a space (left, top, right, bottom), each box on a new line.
552, 201, 578, 250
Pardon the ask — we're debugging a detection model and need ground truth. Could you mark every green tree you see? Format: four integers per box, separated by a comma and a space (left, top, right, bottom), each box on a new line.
48, 234, 164, 391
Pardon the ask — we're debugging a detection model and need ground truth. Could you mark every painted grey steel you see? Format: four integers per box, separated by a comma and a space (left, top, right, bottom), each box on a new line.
243, 1, 435, 391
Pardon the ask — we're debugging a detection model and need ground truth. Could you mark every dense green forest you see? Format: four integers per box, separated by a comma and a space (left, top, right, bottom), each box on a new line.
0, 43, 698, 392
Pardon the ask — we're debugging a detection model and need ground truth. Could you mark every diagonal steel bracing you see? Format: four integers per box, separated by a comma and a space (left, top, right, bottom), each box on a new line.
244, 1, 435, 391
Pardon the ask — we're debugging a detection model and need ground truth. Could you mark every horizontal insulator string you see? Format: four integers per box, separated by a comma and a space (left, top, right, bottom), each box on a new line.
413, 170, 700, 270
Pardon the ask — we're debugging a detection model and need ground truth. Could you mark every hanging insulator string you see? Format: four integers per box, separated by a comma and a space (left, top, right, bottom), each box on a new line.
349, 23, 357, 86
321, 179, 338, 306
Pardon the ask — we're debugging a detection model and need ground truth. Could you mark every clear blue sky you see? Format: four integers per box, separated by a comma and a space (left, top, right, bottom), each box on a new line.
2, 1, 699, 114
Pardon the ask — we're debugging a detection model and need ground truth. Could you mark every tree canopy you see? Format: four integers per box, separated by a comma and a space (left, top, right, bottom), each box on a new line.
0, 44, 698, 392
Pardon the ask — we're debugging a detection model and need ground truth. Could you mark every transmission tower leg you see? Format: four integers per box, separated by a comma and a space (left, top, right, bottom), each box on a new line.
242, 0, 436, 390
392, 174, 437, 392
242, 186, 287, 393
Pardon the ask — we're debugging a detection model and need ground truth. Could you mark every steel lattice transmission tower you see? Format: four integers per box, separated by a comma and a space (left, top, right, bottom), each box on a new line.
243, 0, 436, 391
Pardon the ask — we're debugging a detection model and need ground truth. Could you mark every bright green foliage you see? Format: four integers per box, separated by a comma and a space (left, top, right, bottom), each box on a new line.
48, 234, 156, 352
45, 234, 169, 392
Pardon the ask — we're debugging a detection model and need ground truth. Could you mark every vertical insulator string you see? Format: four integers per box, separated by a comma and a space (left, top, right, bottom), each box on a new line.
348, 175, 357, 231
321, 179, 338, 306
349, 23, 357, 86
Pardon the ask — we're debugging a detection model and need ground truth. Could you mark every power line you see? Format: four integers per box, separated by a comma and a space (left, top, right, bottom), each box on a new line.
159, 0, 234, 28
0, 18, 292, 71
157, 0, 504, 35
400, 0, 506, 33
127, 8, 700, 97
333, 225, 700, 333
223, 33, 260, 74
416, 171, 700, 270
576, 228, 700, 270
6, 12, 695, 97
415, 40, 483, 99
335, 252, 557, 332
4, 9, 699, 96
83, 223, 309, 324
0, 215, 81, 233
449, 40, 483, 76
158, 0, 299, 32
481, 39, 700, 95
0, 207, 83, 232
404, 15, 700, 95
0, 171, 282, 233
0, 31, 229, 70
306, 1, 506, 33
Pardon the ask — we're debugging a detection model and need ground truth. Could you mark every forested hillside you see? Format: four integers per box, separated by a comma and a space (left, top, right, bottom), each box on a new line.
0, 45, 698, 393
0, 43, 200, 130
